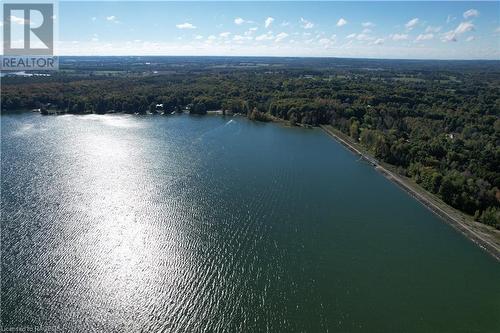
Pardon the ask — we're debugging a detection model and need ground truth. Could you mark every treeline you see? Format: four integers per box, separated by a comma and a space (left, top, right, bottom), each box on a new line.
2, 67, 499, 227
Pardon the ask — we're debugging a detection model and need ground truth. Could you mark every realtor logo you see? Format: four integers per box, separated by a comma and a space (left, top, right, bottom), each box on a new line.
2, 1, 58, 70
3, 3, 53, 55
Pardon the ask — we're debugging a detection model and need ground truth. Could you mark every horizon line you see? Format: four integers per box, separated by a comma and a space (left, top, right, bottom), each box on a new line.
46, 54, 500, 62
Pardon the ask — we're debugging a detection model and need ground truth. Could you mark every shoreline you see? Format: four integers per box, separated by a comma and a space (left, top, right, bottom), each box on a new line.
319, 124, 500, 262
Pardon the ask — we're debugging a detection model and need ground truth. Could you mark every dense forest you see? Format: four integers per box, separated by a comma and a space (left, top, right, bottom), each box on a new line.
2, 57, 499, 228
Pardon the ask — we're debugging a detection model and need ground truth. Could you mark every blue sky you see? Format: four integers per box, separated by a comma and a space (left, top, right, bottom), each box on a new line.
21, 1, 500, 59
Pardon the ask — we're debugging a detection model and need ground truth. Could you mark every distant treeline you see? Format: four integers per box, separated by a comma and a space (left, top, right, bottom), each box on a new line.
2, 64, 500, 228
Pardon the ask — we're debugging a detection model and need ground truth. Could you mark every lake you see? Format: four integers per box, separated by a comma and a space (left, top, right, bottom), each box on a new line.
1, 112, 499, 332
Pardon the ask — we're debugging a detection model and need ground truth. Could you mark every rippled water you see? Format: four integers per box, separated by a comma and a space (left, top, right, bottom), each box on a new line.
1, 112, 499, 332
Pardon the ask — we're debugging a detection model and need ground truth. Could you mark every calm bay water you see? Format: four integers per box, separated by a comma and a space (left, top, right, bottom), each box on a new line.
1, 112, 499, 332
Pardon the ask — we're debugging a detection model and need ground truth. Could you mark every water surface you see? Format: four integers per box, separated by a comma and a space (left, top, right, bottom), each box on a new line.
1, 113, 499, 332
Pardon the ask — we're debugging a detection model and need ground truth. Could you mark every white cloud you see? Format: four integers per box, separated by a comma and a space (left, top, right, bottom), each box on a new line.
362, 28, 372, 34
374, 38, 384, 45
176, 22, 196, 29
442, 21, 475, 42
441, 31, 457, 42
265, 17, 274, 29
345, 33, 375, 42
195, 35, 203, 40
256, 32, 274, 41
55, 37, 498, 59
355, 34, 374, 42
219, 32, 231, 38
281, 21, 290, 27
466, 36, 475, 42
441, 21, 475, 42
337, 18, 347, 27
345, 32, 374, 42
405, 18, 419, 30
455, 21, 474, 34
318, 38, 335, 48
244, 27, 258, 36
300, 18, 314, 29
275, 32, 289, 42
425, 26, 441, 33
10, 15, 27, 25
234, 17, 245, 25
362, 22, 375, 28
233, 35, 252, 42
91, 17, 97, 22
234, 17, 254, 25
463, 9, 479, 19
106, 16, 119, 23
446, 15, 456, 24
392, 34, 409, 41
416, 33, 434, 41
